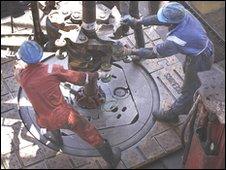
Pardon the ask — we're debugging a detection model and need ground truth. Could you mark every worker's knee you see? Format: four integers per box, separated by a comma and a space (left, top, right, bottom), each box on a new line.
86, 133, 104, 147
196, 54, 214, 72
65, 111, 104, 147
66, 111, 90, 130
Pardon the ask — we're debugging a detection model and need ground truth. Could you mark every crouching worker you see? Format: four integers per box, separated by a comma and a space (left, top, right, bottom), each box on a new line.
122, 2, 214, 123
14, 40, 121, 168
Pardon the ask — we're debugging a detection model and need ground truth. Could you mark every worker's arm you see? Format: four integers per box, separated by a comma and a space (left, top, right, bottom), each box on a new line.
130, 40, 179, 59
154, 39, 180, 57
53, 65, 97, 86
138, 15, 169, 26
53, 65, 108, 86
131, 47, 157, 59
121, 15, 169, 28
13, 60, 28, 83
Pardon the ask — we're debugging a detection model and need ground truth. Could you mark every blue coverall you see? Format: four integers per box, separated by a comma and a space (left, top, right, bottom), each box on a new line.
141, 10, 214, 113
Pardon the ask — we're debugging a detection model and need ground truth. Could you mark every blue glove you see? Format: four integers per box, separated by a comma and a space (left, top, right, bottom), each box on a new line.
132, 48, 156, 59
120, 15, 139, 28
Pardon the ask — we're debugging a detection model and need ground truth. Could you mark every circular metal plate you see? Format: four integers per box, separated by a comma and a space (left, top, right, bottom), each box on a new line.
113, 87, 129, 98
18, 56, 160, 156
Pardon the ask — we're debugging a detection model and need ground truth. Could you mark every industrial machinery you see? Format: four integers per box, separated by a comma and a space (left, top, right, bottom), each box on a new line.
1, 1, 224, 168
17, 1, 160, 157
44, 1, 147, 109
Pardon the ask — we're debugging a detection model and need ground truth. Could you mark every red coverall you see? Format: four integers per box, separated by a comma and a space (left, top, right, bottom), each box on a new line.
15, 62, 104, 147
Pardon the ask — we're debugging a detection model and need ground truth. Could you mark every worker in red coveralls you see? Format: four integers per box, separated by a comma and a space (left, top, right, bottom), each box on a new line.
14, 40, 121, 168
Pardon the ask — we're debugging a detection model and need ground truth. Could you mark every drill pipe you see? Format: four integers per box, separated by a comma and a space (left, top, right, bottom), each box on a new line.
129, 1, 145, 48
31, 1, 46, 46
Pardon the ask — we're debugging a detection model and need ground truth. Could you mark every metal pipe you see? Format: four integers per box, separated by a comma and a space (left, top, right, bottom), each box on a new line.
82, 0, 97, 96
182, 95, 200, 164
43, 1, 55, 14
10, 16, 14, 33
119, 1, 130, 16
75, 1, 105, 109
129, 1, 145, 48
148, 1, 161, 15
84, 76, 98, 96
82, 1, 96, 33
30, 1, 45, 45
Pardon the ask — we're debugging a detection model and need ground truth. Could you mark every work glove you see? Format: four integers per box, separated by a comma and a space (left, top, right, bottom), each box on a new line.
131, 48, 156, 60
112, 41, 125, 54
13, 60, 27, 82
120, 15, 140, 29
112, 41, 133, 59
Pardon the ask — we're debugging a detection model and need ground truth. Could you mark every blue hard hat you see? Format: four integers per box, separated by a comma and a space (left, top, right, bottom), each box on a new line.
157, 2, 186, 24
18, 40, 43, 64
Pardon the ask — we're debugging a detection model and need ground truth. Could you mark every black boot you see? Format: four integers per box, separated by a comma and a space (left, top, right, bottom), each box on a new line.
49, 130, 63, 147
96, 139, 121, 168
153, 109, 179, 123
171, 94, 194, 115
153, 94, 193, 123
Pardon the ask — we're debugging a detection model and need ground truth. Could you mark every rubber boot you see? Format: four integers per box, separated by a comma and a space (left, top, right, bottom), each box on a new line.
50, 130, 63, 147
96, 139, 121, 168
170, 94, 193, 115
153, 94, 193, 123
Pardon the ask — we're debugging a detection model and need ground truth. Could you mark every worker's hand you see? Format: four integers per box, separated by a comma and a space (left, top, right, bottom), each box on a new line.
113, 41, 124, 50
131, 55, 141, 62
112, 41, 133, 59
13, 60, 27, 82
121, 15, 140, 29
131, 48, 156, 59
122, 45, 133, 56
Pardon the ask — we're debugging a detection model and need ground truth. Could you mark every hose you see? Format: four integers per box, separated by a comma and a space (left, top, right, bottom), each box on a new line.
181, 94, 201, 164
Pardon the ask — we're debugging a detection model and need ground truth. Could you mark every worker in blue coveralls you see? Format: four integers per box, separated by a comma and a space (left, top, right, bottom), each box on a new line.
121, 2, 214, 123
